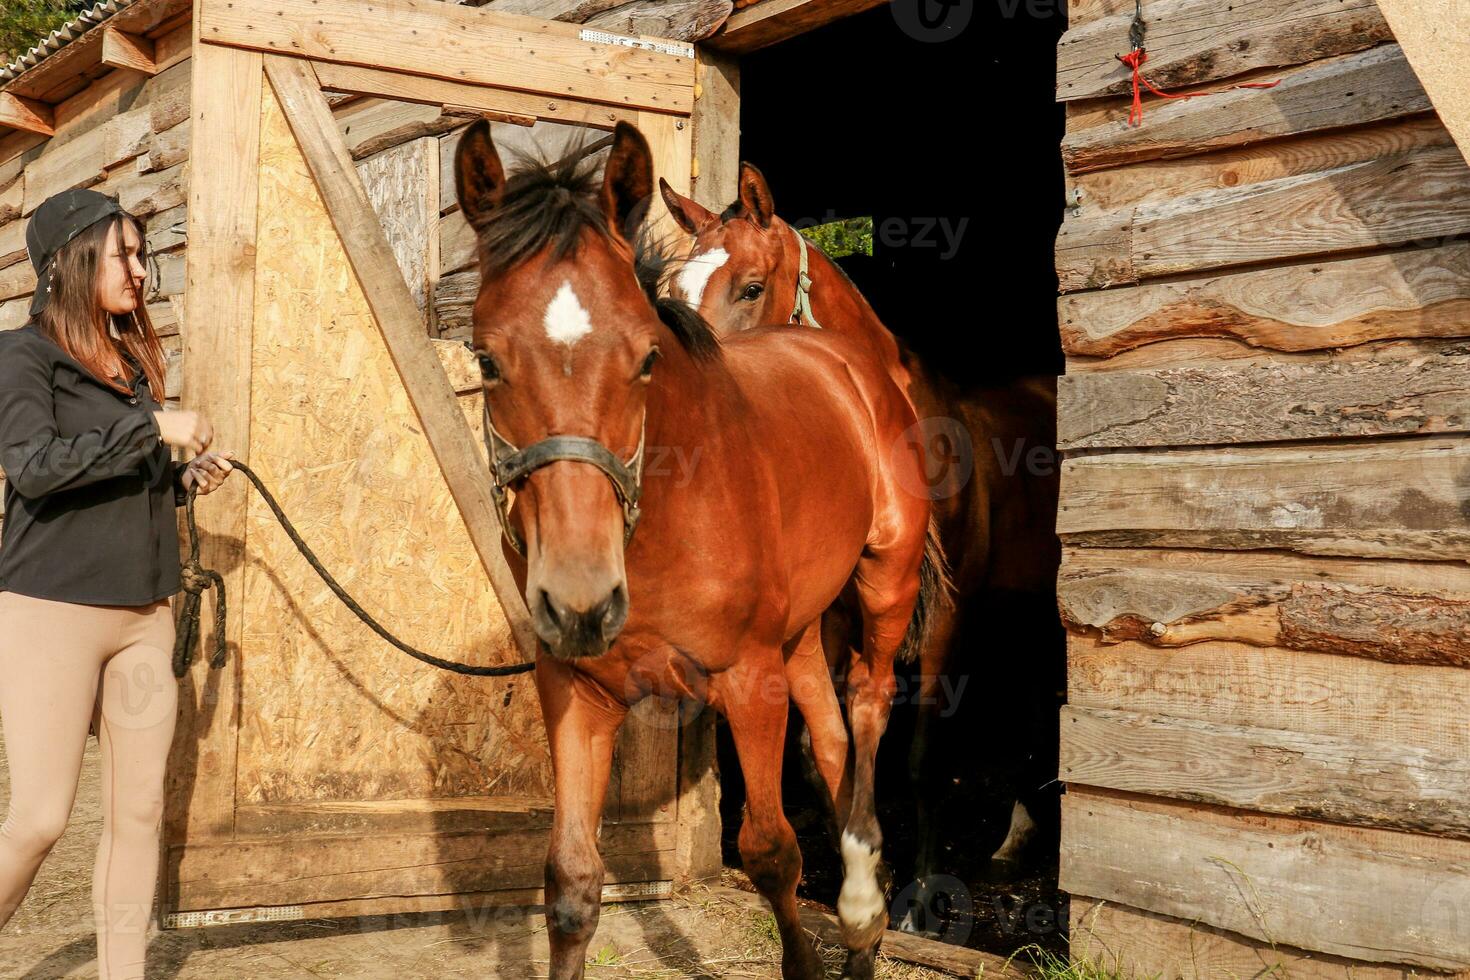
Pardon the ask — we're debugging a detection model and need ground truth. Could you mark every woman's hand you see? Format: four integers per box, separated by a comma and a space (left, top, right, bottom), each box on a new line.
180, 451, 236, 496
153, 410, 213, 457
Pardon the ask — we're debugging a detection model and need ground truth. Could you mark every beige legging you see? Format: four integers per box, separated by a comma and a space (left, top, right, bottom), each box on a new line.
0, 590, 177, 980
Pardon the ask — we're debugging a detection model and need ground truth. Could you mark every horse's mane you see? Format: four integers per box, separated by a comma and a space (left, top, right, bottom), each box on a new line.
471, 138, 721, 363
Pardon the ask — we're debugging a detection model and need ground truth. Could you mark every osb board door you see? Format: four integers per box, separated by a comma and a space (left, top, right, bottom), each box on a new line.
167, 77, 678, 918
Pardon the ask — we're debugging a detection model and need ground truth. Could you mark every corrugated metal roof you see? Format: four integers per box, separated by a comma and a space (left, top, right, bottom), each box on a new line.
1, 0, 140, 86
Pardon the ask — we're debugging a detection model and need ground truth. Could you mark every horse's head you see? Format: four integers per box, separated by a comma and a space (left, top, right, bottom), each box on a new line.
658, 163, 803, 337
456, 119, 717, 659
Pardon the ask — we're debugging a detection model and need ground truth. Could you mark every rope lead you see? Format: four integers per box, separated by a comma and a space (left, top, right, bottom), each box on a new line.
172, 460, 537, 680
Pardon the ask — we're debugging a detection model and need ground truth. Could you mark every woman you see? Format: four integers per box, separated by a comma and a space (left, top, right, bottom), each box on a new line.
0, 188, 235, 979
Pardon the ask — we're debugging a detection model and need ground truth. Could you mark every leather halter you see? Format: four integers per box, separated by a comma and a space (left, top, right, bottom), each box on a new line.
481, 398, 646, 558
788, 225, 824, 330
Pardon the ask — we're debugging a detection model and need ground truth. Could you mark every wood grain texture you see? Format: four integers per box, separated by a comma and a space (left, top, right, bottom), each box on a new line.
0, 93, 55, 137
165, 36, 261, 851
706, 0, 888, 52
1062, 45, 1430, 174
583, 0, 733, 42
263, 55, 539, 659
237, 76, 549, 804
1059, 437, 1470, 560
1059, 241, 1470, 360
171, 819, 674, 910
1068, 634, 1470, 758
1056, 0, 1390, 102
691, 48, 739, 207
1067, 113, 1454, 214
1059, 338, 1470, 448
101, 27, 159, 76
1060, 788, 1470, 969
199, 0, 695, 114
313, 61, 633, 131
335, 98, 477, 161
357, 136, 438, 324
1058, 546, 1470, 667
1061, 705, 1470, 838
1070, 897, 1469, 979
1057, 143, 1470, 291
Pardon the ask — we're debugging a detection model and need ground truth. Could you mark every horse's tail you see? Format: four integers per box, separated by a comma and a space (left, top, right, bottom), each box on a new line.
897, 516, 954, 665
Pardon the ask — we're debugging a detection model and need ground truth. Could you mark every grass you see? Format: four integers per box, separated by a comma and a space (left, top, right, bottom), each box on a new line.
1016, 942, 1153, 980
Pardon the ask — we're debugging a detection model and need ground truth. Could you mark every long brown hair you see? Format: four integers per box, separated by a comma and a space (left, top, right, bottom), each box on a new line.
36, 213, 166, 398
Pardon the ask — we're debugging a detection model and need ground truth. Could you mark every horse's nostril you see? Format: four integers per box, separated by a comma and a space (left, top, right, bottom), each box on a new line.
600, 584, 629, 640
540, 589, 562, 628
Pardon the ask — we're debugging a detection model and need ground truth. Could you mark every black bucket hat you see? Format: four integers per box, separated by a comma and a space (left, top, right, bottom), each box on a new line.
26, 187, 129, 318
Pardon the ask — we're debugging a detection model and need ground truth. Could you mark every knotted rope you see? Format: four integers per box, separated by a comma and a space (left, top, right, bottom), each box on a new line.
172, 460, 536, 679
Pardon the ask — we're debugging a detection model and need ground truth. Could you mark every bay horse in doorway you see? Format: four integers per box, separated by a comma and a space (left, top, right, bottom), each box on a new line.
659, 167, 1062, 934
454, 120, 945, 979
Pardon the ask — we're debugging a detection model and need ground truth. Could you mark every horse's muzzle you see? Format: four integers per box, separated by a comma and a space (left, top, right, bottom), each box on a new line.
531, 582, 629, 659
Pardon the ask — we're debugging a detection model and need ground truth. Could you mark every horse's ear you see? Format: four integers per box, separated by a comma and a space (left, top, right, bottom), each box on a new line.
659, 178, 715, 235
454, 119, 506, 227
737, 162, 775, 229
601, 121, 655, 241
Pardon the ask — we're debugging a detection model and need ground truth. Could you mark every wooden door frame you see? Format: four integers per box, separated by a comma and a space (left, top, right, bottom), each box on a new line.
170, 0, 697, 921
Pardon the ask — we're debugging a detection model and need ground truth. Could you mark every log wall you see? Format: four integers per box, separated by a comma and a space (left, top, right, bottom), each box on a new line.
1055, 1, 1470, 974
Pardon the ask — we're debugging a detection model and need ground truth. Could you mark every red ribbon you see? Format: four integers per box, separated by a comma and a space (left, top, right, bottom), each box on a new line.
1117, 48, 1281, 127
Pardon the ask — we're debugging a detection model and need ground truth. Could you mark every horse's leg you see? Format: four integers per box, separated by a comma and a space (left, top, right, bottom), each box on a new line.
786, 616, 851, 848
898, 598, 959, 936
535, 658, 628, 980
718, 656, 825, 980
837, 551, 922, 980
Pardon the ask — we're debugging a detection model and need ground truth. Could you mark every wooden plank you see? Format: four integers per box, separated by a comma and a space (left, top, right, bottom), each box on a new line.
116, 161, 187, 216
1058, 546, 1470, 667
710, 885, 1024, 977
1375, 0, 1470, 168
139, 119, 189, 174
706, 0, 887, 53
262, 55, 538, 659
1056, 0, 1390, 102
171, 820, 676, 910
1059, 241, 1470, 361
1062, 45, 1430, 174
4, 0, 191, 102
1067, 634, 1470, 758
358, 137, 438, 326
0, 259, 34, 302
0, 94, 55, 137
164, 35, 261, 851
1061, 705, 1470, 838
1069, 898, 1466, 979
0, 297, 29, 331
312, 61, 629, 130
199, 0, 695, 115
0, 220, 26, 267
691, 48, 739, 208
101, 27, 159, 76
1060, 788, 1470, 969
1058, 338, 1470, 448
0, 175, 22, 226
335, 98, 476, 161
1058, 143, 1470, 291
1059, 437, 1470, 560
583, 0, 732, 43
1065, 108, 1453, 215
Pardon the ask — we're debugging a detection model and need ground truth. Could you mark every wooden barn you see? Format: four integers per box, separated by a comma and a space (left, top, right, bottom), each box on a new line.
1053, 0, 1470, 975
1, 0, 1468, 974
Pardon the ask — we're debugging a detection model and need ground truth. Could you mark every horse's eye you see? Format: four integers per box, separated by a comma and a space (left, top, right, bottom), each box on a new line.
639, 347, 660, 379
477, 354, 501, 383
741, 282, 765, 302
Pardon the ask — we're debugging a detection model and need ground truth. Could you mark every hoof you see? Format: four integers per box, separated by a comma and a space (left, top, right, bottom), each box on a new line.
894, 907, 941, 939
840, 945, 877, 980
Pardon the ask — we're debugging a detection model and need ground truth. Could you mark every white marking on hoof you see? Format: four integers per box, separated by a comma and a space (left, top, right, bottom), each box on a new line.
675, 247, 729, 308
544, 280, 593, 346
838, 830, 887, 948
990, 799, 1037, 866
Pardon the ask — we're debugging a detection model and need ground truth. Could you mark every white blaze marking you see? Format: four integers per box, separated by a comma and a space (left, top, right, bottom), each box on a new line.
838, 830, 886, 937
677, 247, 729, 308
544, 280, 593, 346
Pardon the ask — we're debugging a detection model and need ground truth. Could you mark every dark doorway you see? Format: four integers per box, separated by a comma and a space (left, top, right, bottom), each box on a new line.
715, 0, 1070, 962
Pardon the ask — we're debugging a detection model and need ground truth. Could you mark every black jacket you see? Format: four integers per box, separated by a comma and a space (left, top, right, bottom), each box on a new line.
0, 323, 186, 606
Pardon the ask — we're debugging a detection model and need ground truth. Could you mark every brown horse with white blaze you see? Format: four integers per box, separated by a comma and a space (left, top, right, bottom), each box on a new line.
455, 119, 944, 979
659, 165, 1063, 934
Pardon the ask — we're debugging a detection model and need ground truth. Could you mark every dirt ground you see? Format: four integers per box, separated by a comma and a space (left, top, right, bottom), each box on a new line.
0, 738, 955, 980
